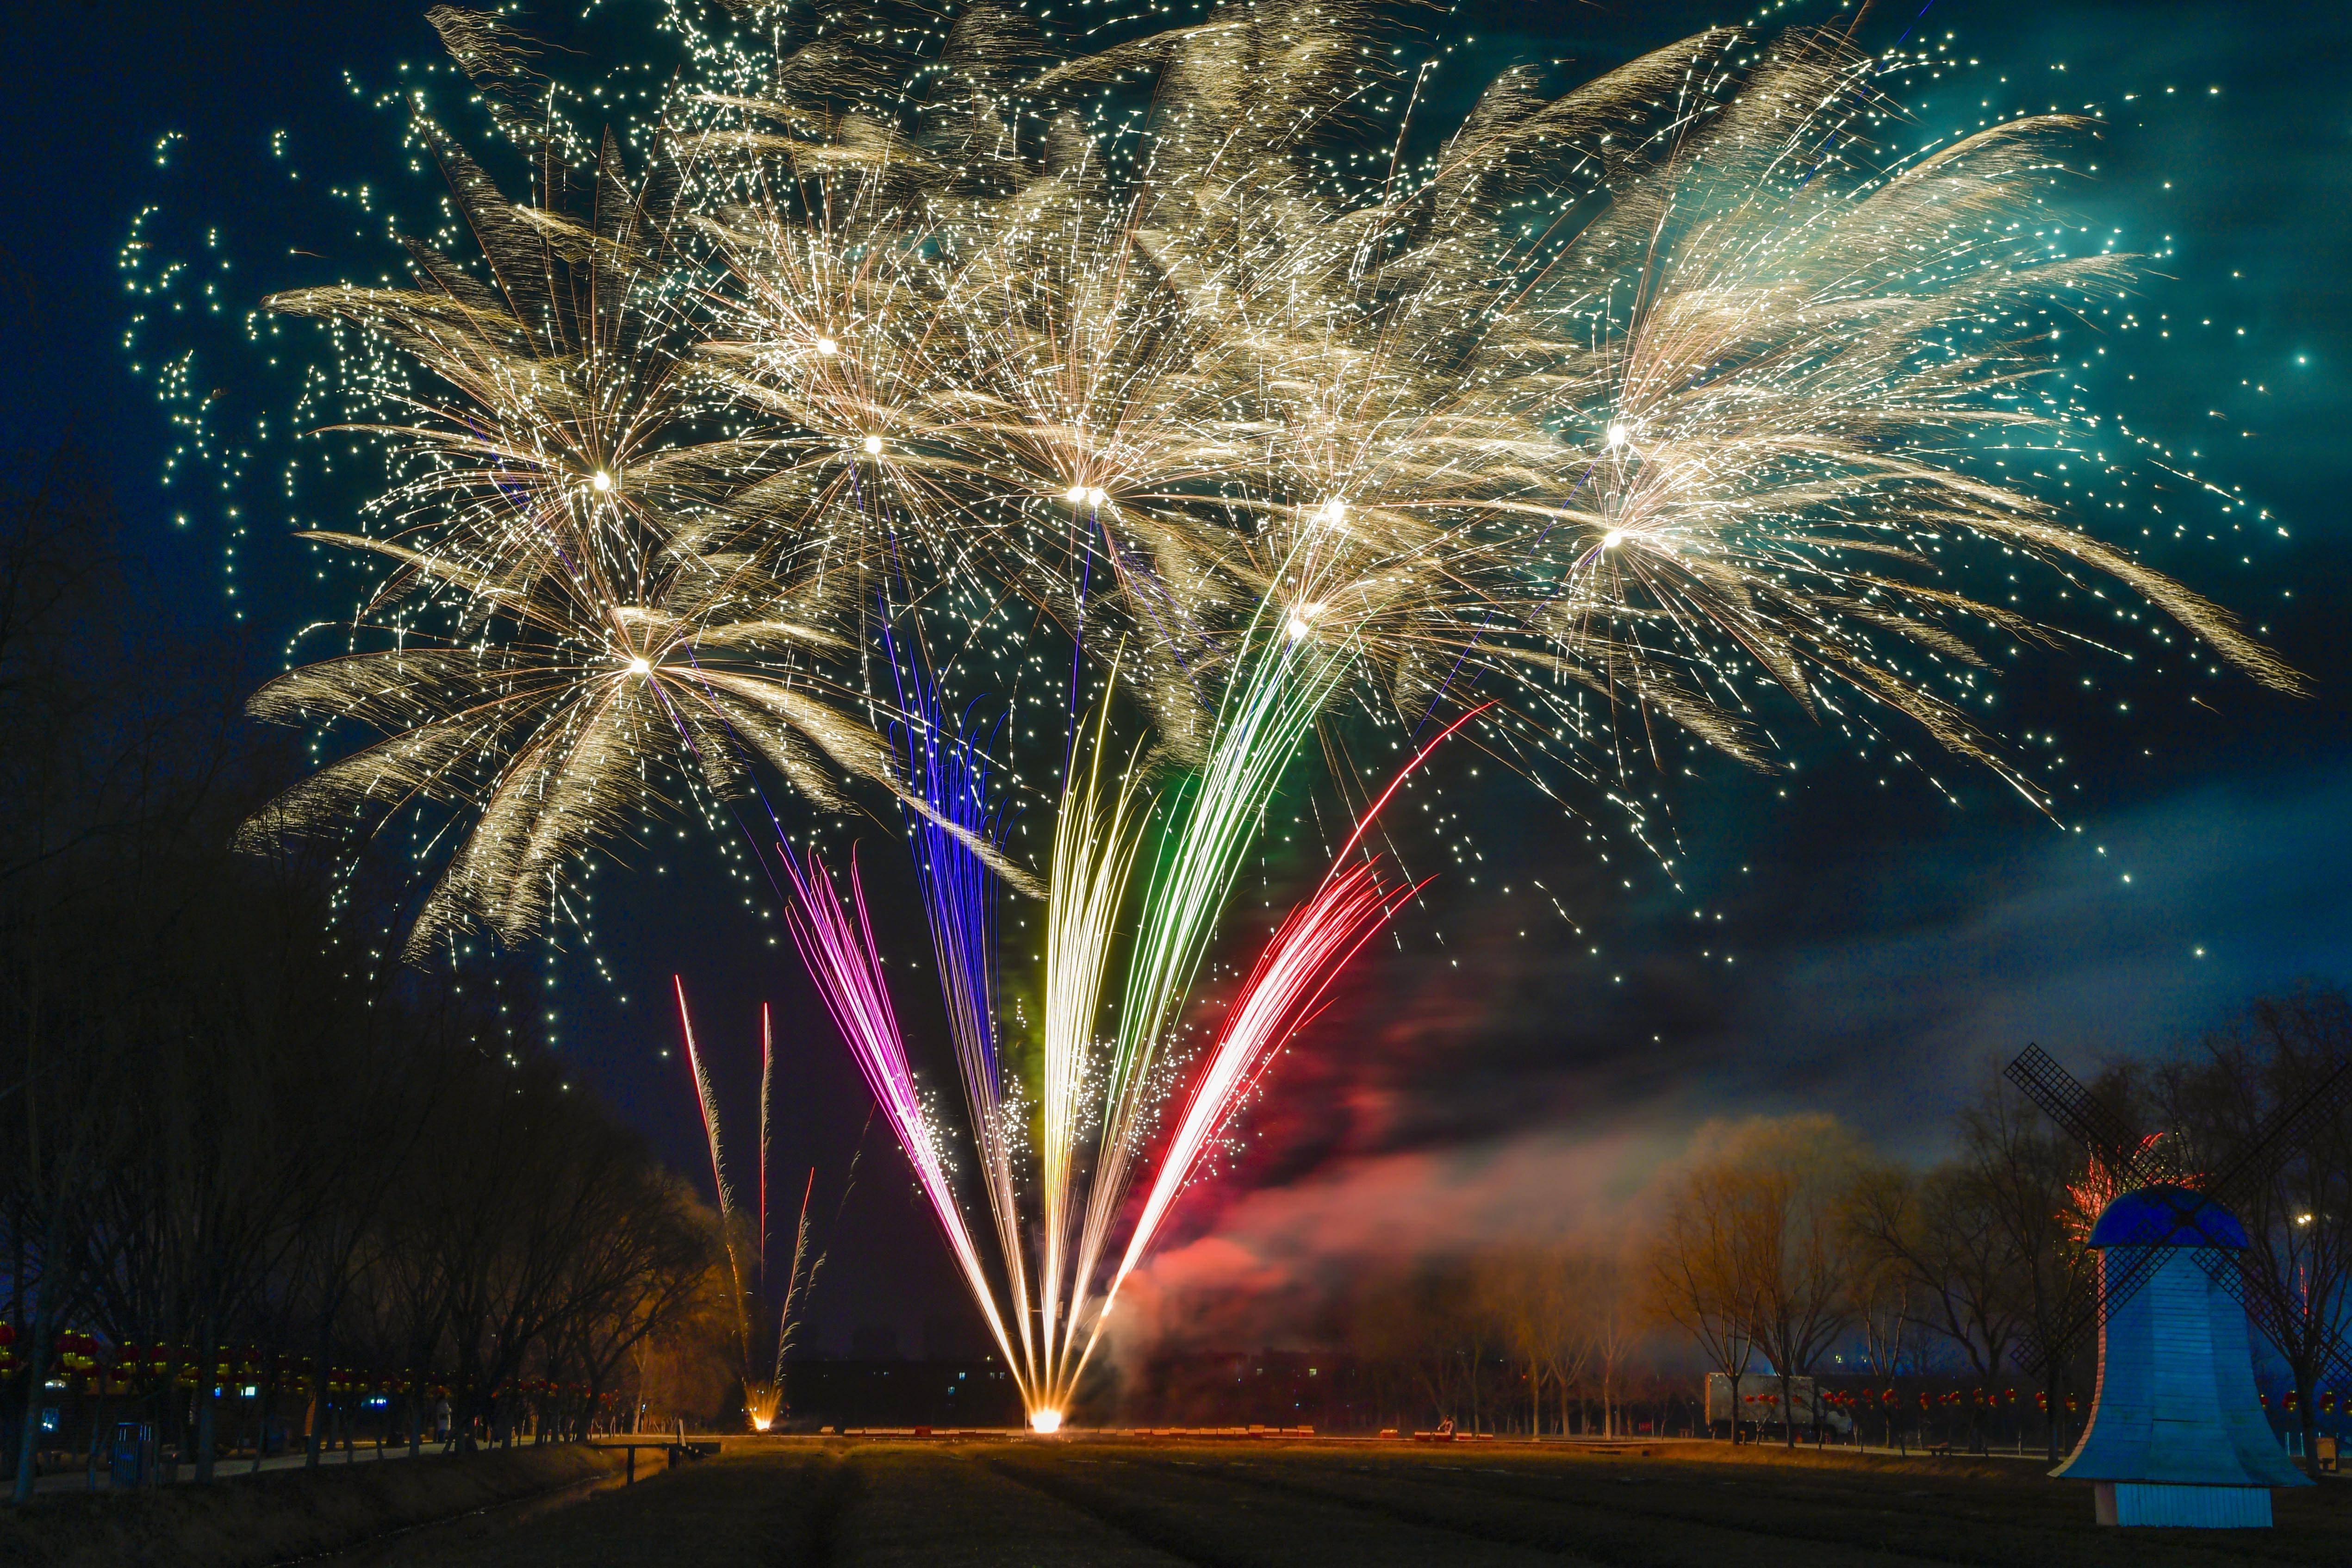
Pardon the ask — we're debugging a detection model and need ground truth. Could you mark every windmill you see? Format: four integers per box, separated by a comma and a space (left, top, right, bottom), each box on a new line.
2006, 1045, 2352, 1526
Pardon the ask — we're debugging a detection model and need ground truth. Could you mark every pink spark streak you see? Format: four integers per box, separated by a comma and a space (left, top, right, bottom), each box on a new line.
778, 846, 1029, 1387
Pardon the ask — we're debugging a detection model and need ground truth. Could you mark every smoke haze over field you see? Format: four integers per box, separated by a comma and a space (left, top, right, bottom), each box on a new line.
1106, 1124, 1680, 1358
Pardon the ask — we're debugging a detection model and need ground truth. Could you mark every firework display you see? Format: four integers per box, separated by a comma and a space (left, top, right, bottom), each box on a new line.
873, 664, 1432, 1418
205, 1, 2299, 1425
673, 983, 828, 1428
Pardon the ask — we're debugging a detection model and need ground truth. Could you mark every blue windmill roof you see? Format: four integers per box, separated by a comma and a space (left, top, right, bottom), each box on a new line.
2087, 1184, 2248, 1250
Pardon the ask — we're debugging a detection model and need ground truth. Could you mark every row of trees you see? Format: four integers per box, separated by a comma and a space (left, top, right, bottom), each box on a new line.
1331, 1253, 1650, 1439
1109, 987, 2348, 1457
0, 446, 728, 1498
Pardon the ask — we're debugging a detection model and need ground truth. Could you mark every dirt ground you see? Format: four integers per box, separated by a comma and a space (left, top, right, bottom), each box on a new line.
0, 1442, 626, 1568
305, 1434, 2352, 1567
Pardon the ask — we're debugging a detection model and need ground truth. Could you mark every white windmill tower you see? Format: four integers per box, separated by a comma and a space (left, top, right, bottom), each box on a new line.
2006, 1046, 2351, 1529
2052, 1184, 2308, 1525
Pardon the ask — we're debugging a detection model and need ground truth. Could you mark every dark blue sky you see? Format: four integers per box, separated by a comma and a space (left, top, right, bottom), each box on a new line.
11, 0, 2348, 1352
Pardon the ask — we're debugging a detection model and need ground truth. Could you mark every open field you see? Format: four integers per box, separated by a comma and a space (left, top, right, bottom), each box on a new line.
292, 1435, 2350, 1567
0, 1442, 627, 1568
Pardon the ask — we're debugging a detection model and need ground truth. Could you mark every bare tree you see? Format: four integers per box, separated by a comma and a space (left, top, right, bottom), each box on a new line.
1481, 1251, 1571, 1436
1953, 1071, 2093, 1460
1649, 1130, 1760, 1442
1651, 1115, 1863, 1446
1848, 1244, 1913, 1449
1849, 1158, 2025, 1451
2158, 988, 2352, 1478
1579, 1249, 1643, 1439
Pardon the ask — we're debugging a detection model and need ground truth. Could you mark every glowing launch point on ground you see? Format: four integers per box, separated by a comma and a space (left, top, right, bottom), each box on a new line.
1029, 1409, 1063, 1434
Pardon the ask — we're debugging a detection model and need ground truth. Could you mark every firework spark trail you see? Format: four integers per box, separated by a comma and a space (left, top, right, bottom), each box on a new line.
1065, 702, 1493, 1395
772, 1116, 874, 1416
759, 1002, 773, 1281
777, 843, 1035, 1406
871, 660, 1482, 1413
1071, 859, 1413, 1390
1066, 610, 1359, 1355
674, 977, 737, 1239
773, 1166, 819, 1402
674, 982, 862, 1427
776, 626, 1439, 1414
1034, 686, 1151, 1399
896, 661, 1040, 1386
674, 977, 759, 1411
1034, 701, 1487, 1407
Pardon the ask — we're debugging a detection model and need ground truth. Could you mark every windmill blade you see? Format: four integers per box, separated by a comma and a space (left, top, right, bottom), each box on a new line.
2006, 1045, 2153, 1182
2201, 1053, 2352, 1206
2010, 1271, 2097, 1379
2200, 1248, 2352, 1393
2004, 1042, 2171, 1379
2014, 1240, 2175, 1377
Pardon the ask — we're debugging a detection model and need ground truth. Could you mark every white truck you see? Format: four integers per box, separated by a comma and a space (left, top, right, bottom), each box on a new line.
1705, 1372, 1853, 1436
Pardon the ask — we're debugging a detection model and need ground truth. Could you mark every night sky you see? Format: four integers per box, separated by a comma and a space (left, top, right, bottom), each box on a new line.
11, 0, 2349, 1362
